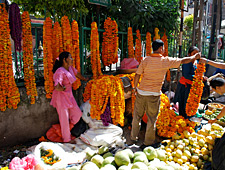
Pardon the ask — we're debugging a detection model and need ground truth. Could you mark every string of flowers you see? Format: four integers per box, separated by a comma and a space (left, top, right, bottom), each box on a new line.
128, 27, 134, 58
83, 79, 95, 102
0, 5, 20, 111
156, 93, 196, 138
71, 20, 81, 90
153, 27, 160, 41
40, 148, 61, 165
9, 3, 22, 73
90, 22, 102, 79
61, 16, 73, 54
112, 20, 119, 64
161, 30, 171, 82
22, 11, 37, 104
43, 17, 54, 98
146, 32, 152, 56
102, 17, 119, 66
186, 63, 206, 116
135, 29, 142, 63
52, 22, 63, 63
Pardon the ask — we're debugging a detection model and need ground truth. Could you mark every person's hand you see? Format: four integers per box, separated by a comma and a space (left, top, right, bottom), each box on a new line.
208, 119, 217, 124
194, 52, 201, 60
199, 58, 207, 64
203, 76, 208, 82
132, 88, 137, 95
84, 77, 89, 81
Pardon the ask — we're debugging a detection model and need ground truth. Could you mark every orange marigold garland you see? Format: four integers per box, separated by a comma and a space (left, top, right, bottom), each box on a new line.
0, 5, 20, 111
153, 27, 160, 41
135, 29, 142, 63
146, 32, 152, 56
71, 20, 81, 90
102, 18, 119, 66
186, 63, 206, 116
156, 94, 196, 138
128, 27, 134, 58
61, 16, 73, 54
22, 11, 37, 104
161, 30, 171, 82
90, 22, 102, 79
43, 17, 54, 98
52, 22, 63, 63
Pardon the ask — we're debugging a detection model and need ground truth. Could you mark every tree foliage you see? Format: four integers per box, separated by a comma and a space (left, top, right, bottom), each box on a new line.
11, 0, 180, 34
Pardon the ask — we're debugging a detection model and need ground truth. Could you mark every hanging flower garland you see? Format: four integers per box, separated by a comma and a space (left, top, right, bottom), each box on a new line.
22, 11, 37, 104
153, 27, 160, 41
88, 75, 125, 126
146, 32, 152, 56
52, 22, 63, 63
0, 5, 20, 111
71, 20, 81, 90
156, 94, 196, 138
102, 18, 119, 66
112, 20, 119, 64
186, 63, 206, 116
9, 3, 22, 73
90, 22, 102, 79
61, 16, 73, 54
161, 30, 171, 82
128, 27, 134, 58
135, 29, 142, 64
43, 17, 54, 99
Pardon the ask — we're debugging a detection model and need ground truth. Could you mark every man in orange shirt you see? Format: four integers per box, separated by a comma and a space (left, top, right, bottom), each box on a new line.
131, 40, 200, 149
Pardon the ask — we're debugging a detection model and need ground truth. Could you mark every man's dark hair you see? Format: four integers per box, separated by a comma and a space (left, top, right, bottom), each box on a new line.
210, 77, 225, 89
152, 40, 164, 51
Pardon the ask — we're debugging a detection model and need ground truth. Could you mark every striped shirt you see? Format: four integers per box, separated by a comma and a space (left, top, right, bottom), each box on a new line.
136, 53, 181, 93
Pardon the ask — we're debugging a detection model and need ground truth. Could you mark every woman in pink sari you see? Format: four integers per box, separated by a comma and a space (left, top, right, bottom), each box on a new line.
50, 51, 88, 143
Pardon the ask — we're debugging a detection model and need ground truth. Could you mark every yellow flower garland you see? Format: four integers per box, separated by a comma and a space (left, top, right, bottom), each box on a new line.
0, 5, 20, 111
43, 17, 54, 99
90, 22, 102, 79
102, 17, 119, 66
146, 32, 152, 56
186, 63, 206, 116
135, 29, 142, 64
128, 27, 134, 58
22, 11, 37, 104
52, 22, 63, 63
71, 20, 81, 90
156, 94, 196, 138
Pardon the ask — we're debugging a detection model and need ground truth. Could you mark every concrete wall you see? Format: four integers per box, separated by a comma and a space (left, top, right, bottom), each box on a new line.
0, 83, 85, 148
0, 87, 58, 148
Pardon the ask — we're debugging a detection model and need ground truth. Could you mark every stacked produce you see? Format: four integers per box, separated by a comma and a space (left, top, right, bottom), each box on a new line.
66, 123, 224, 170
204, 109, 225, 123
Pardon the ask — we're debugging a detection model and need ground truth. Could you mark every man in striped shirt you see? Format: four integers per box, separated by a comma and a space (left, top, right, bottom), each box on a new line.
131, 40, 200, 149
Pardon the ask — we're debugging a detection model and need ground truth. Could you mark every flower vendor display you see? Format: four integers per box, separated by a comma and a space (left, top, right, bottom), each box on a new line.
52, 21, 63, 63
9, 3, 22, 73
83, 75, 125, 126
135, 29, 142, 64
153, 27, 160, 41
161, 30, 171, 82
146, 32, 152, 56
71, 20, 81, 90
22, 11, 38, 104
43, 17, 54, 99
0, 5, 20, 111
156, 93, 196, 138
102, 17, 119, 66
186, 63, 206, 116
90, 22, 102, 79
9, 154, 37, 170
128, 27, 135, 58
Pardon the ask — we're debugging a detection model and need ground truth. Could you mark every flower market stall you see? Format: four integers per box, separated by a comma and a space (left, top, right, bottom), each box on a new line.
1, 2, 225, 170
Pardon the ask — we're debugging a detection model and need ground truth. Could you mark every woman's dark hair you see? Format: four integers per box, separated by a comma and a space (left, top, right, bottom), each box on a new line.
188, 46, 199, 56
152, 40, 164, 51
52, 51, 70, 73
210, 77, 225, 89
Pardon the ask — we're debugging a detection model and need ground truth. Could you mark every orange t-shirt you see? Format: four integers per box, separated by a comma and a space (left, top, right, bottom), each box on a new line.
136, 53, 181, 93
